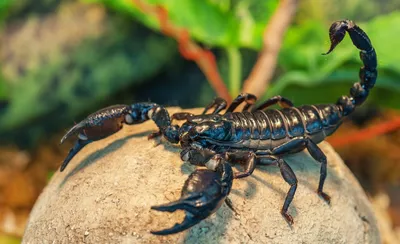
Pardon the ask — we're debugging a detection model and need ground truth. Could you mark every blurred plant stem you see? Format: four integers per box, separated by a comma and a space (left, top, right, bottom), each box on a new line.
242, 0, 298, 98
226, 47, 241, 97
131, 0, 232, 103
328, 113, 400, 148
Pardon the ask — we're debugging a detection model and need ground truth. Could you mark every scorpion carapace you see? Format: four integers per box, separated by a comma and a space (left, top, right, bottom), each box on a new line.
59, 20, 377, 235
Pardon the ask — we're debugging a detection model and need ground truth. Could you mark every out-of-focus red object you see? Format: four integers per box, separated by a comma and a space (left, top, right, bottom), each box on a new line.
328, 113, 400, 148
132, 0, 232, 103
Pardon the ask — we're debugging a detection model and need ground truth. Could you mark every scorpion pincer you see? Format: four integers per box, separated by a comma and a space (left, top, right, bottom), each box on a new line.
59, 20, 377, 235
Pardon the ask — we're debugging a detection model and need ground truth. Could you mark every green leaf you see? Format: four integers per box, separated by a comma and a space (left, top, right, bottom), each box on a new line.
364, 11, 400, 74
84, 0, 279, 49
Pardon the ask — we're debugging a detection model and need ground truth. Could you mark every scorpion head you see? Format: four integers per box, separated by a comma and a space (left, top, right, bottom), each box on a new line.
183, 114, 233, 143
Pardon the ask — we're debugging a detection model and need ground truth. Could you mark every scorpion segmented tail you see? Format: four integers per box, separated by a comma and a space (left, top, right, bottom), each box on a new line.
324, 20, 377, 116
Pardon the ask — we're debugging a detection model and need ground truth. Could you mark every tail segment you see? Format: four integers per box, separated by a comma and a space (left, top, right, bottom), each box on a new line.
324, 20, 377, 116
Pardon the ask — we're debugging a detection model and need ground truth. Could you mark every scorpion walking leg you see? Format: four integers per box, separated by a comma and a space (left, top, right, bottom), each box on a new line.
305, 139, 330, 203
202, 97, 227, 114
221, 151, 298, 224
180, 148, 215, 165
252, 95, 294, 111
224, 151, 257, 179
258, 155, 298, 224
270, 137, 330, 203
225, 93, 257, 113
277, 158, 298, 225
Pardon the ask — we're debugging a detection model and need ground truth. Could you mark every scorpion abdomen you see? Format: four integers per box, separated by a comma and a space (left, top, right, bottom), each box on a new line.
226, 104, 343, 151
279, 108, 305, 137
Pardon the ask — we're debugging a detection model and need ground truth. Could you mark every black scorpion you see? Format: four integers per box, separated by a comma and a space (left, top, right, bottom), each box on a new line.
59, 20, 377, 235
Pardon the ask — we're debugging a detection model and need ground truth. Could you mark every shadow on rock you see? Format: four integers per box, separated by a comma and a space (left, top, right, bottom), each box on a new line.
59, 131, 152, 187
183, 203, 234, 243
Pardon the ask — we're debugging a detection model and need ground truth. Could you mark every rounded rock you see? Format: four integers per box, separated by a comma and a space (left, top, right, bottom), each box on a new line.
23, 108, 381, 243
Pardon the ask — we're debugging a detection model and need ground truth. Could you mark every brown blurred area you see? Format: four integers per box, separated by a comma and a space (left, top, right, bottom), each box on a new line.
0, 136, 71, 237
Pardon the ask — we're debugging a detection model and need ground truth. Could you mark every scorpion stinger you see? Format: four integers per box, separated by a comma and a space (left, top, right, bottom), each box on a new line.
324, 20, 377, 115
151, 158, 233, 235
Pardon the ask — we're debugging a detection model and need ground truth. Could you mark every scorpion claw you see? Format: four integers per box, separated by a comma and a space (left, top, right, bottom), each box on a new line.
60, 121, 87, 145
60, 139, 92, 172
59, 120, 92, 172
150, 215, 200, 235
59, 105, 132, 171
150, 197, 203, 235
151, 162, 233, 235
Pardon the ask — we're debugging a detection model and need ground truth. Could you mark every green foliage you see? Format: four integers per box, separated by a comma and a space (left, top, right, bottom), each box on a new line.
0, 0, 12, 19
2, 0, 400, 144
0, 73, 8, 99
85, 0, 279, 49
0, 16, 177, 132
87, 0, 400, 109
264, 12, 400, 109
297, 0, 400, 23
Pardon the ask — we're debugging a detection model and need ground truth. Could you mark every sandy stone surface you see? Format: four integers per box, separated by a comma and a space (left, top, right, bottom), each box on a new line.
23, 108, 380, 243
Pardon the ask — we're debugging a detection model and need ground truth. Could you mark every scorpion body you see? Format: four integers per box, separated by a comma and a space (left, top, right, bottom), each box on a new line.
185, 104, 342, 153
59, 20, 377, 235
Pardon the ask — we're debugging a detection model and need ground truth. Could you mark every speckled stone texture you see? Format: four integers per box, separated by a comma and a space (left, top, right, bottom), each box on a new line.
23, 108, 381, 244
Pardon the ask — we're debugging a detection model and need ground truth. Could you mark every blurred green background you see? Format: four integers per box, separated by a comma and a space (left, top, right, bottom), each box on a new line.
0, 0, 400, 242
1, 0, 400, 148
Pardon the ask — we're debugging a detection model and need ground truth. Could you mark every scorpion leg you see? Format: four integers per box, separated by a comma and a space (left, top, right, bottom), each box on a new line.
151, 155, 234, 235
252, 95, 294, 111
305, 139, 330, 203
186, 149, 256, 180
180, 147, 216, 166
270, 137, 330, 203
276, 158, 298, 225
225, 151, 257, 179
225, 93, 257, 113
202, 97, 227, 114
224, 150, 298, 224
257, 155, 298, 225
